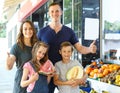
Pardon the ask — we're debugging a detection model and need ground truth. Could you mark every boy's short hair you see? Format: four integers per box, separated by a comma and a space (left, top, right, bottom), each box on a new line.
60, 41, 74, 51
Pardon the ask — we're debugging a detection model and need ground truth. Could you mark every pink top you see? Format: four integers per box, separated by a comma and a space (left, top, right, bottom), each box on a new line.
23, 62, 36, 92
23, 60, 53, 92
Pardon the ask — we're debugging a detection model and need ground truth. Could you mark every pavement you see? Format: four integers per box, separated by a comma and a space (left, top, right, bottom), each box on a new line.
0, 48, 16, 93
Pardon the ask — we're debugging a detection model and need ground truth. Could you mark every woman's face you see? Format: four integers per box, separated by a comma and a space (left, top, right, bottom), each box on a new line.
36, 46, 47, 61
49, 5, 62, 22
22, 22, 33, 39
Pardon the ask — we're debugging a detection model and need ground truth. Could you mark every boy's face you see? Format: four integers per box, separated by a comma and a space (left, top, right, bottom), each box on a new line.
59, 46, 73, 61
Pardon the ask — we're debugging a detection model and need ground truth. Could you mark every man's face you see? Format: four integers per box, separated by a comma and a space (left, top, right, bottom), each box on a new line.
49, 5, 62, 22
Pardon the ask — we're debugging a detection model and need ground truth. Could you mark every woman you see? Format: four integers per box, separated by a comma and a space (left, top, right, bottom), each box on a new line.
6, 20, 38, 93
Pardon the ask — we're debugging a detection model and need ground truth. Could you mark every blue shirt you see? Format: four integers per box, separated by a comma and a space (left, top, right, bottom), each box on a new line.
37, 25, 79, 64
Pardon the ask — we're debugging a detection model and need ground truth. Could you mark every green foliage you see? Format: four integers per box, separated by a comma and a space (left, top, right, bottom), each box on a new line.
104, 20, 120, 32
64, 0, 72, 25
0, 23, 6, 38
63, 0, 82, 38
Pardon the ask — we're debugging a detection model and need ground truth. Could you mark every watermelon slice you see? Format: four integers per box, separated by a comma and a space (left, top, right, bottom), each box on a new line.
39, 60, 54, 75
66, 66, 83, 80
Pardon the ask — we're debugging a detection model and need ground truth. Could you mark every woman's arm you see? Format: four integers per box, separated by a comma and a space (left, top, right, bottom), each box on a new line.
6, 52, 16, 70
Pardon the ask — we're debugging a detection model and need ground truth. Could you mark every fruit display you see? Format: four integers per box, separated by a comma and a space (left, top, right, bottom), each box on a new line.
80, 89, 88, 93
80, 88, 110, 93
100, 69, 120, 84
66, 66, 83, 80
89, 88, 98, 93
85, 59, 120, 86
39, 60, 54, 75
102, 90, 109, 93
115, 75, 120, 86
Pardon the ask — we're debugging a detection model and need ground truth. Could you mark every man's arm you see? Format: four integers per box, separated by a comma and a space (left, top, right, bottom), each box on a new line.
74, 40, 97, 54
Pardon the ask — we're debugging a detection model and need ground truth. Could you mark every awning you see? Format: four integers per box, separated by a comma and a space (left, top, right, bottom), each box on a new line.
18, 0, 48, 22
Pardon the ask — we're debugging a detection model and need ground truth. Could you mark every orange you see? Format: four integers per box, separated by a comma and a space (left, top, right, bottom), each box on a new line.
109, 64, 113, 69
101, 65, 106, 70
101, 64, 109, 70
91, 61, 97, 66
98, 68, 103, 73
103, 69, 109, 76
93, 68, 99, 73
85, 67, 93, 74
97, 73, 104, 78
113, 65, 119, 70
90, 71, 95, 77
99, 61, 104, 64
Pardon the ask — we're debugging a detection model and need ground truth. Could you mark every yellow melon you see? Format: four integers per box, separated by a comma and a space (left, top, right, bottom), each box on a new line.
66, 66, 83, 80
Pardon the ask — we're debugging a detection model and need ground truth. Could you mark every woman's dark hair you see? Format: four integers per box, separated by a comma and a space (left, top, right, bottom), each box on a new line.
31, 41, 49, 72
17, 20, 38, 50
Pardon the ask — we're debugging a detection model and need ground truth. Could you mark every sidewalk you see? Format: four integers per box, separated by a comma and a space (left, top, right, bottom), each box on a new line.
0, 50, 16, 93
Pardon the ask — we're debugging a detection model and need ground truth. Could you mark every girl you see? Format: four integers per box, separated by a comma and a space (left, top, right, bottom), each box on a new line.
6, 20, 38, 93
20, 41, 54, 93
54, 41, 87, 93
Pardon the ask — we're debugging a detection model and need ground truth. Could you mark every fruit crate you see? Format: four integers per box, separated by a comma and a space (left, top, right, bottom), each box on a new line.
88, 78, 120, 93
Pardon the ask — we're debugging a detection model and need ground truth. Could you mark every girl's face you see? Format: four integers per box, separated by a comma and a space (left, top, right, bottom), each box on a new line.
59, 46, 72, 61
49, 5, 62, 22
36, 46, 47, 61
22, 22, 33, 39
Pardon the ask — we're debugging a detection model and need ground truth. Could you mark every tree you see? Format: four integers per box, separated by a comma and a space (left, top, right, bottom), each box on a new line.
0, 23, 6, 38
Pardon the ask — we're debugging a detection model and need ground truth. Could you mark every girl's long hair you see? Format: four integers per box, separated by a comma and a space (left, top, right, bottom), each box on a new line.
31, 41, 49, 72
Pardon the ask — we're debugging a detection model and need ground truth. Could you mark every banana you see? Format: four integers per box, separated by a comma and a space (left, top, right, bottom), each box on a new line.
102, 90, 109, 93
90, 88, 98, 93
80, 89, 84, 93
80, 89, 88, 93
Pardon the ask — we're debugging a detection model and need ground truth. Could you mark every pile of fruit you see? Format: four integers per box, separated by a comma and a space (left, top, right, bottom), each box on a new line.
80, 88, 109, 93
85, 60, 120, 86
115, 75, 120, 86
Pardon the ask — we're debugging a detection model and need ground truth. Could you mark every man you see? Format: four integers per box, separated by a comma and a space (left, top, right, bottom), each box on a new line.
37, 2, 97, 93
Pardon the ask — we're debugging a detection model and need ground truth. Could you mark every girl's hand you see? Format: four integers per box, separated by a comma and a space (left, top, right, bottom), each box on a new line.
47, 67, 56, 77
47, 72, 55, 77
29, 73, 39, 82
